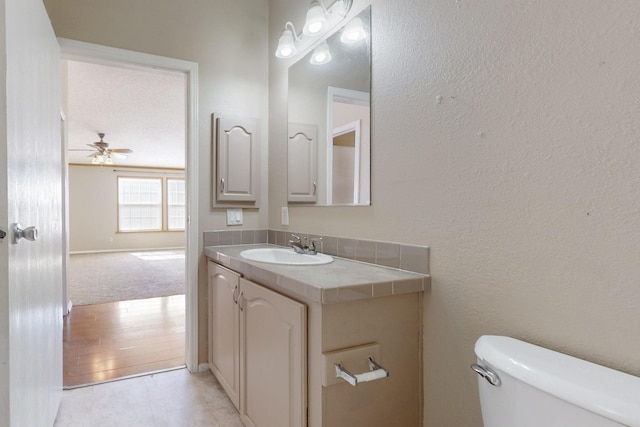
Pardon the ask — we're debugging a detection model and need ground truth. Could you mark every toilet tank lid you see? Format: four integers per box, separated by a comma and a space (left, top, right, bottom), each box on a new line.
475, 335, 640, 426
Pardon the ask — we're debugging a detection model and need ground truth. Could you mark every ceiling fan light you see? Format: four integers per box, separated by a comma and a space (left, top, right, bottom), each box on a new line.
105, 156, 113, 165
91, 155, 100, 164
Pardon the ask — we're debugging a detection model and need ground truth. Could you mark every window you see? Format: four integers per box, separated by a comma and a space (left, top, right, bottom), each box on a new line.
167, 178, 185, 231
117, 176, 186, 232
118, 177, 163, 232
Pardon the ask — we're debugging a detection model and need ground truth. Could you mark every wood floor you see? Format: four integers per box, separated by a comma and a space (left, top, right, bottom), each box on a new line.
63, 294, 185, 388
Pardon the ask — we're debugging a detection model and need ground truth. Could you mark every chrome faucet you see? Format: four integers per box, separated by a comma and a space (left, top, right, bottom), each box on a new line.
289, 234, 306, 254
288, 234, 322, 255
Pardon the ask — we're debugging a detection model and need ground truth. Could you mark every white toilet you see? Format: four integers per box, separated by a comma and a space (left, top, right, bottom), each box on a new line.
472, 335, 640, 427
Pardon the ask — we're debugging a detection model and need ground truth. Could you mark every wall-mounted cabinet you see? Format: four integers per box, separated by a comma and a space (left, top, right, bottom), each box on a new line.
287, 123, 317, 203
214, 115, 260, 206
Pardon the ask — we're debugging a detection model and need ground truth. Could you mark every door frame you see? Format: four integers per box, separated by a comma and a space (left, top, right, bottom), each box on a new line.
58, 38, 200, 372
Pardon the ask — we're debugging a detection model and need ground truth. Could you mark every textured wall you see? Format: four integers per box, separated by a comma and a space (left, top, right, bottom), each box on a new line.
269, 0, 640, 425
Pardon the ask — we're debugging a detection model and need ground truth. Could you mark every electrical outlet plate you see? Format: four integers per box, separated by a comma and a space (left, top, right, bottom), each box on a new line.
281, 207, 289, 225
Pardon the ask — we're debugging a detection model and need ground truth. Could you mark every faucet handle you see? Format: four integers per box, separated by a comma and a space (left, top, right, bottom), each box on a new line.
309, 237, 322, 253
290, 234, 301, 243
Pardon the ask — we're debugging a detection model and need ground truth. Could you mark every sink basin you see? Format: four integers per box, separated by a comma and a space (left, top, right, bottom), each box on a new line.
240, 248, 333, 265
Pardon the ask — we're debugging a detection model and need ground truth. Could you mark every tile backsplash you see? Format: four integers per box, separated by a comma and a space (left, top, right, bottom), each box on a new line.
203, 229, 429, 275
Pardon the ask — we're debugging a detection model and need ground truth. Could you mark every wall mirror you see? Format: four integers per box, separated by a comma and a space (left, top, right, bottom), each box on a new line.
287, 6, 371, 206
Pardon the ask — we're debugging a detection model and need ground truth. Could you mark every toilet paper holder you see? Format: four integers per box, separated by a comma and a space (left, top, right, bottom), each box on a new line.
335, 356, 389, 386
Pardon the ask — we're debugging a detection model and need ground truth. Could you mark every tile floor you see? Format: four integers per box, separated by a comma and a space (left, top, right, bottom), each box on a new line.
54, 368, 244, 427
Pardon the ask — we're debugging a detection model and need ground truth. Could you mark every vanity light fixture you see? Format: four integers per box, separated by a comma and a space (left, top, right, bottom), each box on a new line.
275, 0, 353, 60
310, 41, 332, 65
303, 0, 328, 36
275, 22, 299, 58
340, 16, 366, 44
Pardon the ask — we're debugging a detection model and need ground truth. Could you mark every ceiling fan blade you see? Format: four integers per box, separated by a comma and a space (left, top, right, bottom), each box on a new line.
109, 148, 133, 154
87, 143, 99, 149
68, 148, 96, 152
110, 152, 128, 159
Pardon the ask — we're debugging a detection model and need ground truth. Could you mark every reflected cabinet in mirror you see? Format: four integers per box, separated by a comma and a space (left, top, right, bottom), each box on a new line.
287, 6, 371, 206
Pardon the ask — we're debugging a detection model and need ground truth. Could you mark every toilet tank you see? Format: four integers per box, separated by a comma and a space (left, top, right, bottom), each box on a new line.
473, 336, 640, 427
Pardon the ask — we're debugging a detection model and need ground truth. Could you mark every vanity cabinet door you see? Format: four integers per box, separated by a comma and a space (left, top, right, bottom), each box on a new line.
288, 123, 318, 203
215, 115, 260, 203
239, 278, 307, 427
207, 261, 241, 410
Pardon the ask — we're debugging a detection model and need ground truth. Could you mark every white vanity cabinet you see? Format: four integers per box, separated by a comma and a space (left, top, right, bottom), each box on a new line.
206, 246, 427, 427
207, 261, 307, 427
207, 262, 241, 409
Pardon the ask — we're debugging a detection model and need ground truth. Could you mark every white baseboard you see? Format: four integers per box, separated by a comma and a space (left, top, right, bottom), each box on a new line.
70, 247, 186, 255
198, 363, 209, 373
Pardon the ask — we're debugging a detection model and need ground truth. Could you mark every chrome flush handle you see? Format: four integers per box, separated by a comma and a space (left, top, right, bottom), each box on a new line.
471, 363, 501, 387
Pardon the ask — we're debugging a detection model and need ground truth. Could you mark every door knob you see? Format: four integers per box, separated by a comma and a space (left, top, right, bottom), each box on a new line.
0, 229, 6, 240
12, 224, 38, 244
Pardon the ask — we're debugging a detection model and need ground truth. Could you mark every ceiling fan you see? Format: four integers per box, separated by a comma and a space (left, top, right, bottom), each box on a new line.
69, 133, 133, 165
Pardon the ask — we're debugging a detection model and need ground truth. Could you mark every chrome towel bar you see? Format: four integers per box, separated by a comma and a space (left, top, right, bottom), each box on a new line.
335, 356, 389, 386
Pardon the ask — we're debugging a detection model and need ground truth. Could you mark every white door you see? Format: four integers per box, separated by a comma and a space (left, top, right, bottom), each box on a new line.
0, 0, 63, 425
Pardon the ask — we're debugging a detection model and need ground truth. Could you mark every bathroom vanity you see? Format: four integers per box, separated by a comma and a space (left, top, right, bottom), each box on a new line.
205, 244, 430, 427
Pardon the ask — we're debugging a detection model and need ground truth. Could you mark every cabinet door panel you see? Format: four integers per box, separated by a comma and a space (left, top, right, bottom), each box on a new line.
207, 262, 241, 409
288, 123, 318, 203
216, 115, 260, 203
239, 279, 307, 427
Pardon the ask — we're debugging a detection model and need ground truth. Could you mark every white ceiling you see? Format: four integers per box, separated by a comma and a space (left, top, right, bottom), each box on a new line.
65, 60, 186, 169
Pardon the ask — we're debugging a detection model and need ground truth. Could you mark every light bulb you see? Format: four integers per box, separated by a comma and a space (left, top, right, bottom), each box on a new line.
340, 17, 366, 44
275, 29, 297, 58
303, 1, 327, 36
310, 42, 332, 65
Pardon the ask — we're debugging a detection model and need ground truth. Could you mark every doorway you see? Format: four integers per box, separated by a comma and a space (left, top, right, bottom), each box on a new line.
59, 39, 199, 385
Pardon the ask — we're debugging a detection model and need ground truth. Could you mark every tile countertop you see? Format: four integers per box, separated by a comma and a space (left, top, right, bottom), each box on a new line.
205, 244, 431, 304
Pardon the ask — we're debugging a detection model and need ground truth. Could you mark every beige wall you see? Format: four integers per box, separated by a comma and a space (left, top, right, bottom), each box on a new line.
44, 0, 269, 362
44, 0, 640, 425
269, 1, 640, 426
68, 165, 186, 252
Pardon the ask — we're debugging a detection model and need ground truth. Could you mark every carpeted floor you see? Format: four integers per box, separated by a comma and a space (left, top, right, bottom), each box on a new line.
68, 250, 185, 306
